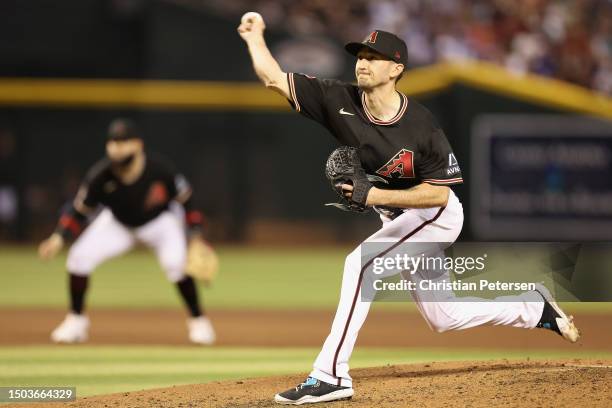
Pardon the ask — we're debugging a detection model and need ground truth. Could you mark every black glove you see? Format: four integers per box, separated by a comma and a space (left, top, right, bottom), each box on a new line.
325, 146, 373, 213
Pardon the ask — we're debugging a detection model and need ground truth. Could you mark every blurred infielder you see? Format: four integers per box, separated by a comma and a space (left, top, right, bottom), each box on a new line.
238, 13, 580, 405
38, 119, 218, 345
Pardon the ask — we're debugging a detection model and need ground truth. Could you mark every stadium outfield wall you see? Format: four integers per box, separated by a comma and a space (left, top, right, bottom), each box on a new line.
0, 63, 610, 242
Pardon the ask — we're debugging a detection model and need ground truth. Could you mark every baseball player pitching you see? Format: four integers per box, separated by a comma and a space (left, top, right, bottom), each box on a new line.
238, 12, 580, 405
38, 118, 217, 345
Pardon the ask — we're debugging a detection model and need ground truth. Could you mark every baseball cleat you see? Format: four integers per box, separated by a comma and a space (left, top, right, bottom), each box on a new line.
187, 316, 216, 345
534, 284, 580, 343
274, 377, 354, 405
51, 313, 89, 343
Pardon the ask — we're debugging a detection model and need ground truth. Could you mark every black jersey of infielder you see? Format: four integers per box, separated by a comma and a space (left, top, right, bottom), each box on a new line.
75, 154, 192, 227
287, 73, 462, 189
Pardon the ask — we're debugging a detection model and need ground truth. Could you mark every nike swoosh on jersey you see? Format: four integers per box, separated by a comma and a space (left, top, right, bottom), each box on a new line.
339, 108, 355, 116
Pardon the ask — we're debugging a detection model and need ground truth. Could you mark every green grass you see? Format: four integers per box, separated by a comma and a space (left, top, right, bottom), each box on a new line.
1, 245, 611, 313
1, 246, 611, 399
1, 346, 610, 397
0, 246, 349, 310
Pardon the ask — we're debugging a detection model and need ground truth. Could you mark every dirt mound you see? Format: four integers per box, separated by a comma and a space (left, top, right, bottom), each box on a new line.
12, 359, 612, 408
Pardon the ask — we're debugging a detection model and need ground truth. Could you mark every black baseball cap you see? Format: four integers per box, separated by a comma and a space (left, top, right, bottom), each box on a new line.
345, 30, 408, 66
107, 118, 141, 141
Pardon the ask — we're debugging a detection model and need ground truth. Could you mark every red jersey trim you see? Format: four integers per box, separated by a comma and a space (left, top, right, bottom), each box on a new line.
422, 177, 464, 185
288, 73, 301, 112
361, 92, 408, 126
59, 214, 82, 237
186, 210, 204, 226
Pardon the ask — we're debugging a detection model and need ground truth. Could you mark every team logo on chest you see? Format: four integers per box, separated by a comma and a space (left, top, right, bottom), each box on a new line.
144, 181, 168, 209
376, 149, 415, 179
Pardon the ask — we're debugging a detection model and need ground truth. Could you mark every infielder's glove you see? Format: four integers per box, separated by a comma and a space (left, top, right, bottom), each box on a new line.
325, 146, 373, 213
185, 237, 219, 285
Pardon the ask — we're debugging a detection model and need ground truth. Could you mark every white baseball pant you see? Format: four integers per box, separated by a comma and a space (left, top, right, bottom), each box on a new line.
310, 189, 545, 387
66, 208, 187, 283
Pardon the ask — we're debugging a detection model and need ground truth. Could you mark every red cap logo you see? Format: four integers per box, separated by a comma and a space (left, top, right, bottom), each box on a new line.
394, 51, 401, 60
366, 31, 378, 44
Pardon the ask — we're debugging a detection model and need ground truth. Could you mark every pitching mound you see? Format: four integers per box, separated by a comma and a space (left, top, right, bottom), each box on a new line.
16, 359, 612, 408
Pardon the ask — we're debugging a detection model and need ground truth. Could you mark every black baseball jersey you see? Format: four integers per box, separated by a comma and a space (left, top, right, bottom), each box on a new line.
287, 73, 462, 189
75, 154, 191, 227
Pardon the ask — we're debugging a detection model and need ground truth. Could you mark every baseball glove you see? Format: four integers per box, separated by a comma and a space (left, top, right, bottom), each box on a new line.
185, 237, 219, 285
325, 146, 373, 213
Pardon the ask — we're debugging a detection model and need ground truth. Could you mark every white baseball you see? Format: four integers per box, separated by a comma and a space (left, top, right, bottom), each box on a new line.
241, 11, 263, 25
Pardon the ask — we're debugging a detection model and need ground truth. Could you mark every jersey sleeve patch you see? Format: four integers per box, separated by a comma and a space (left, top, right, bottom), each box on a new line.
417, 127, 463, 185
174, 174, 192, 202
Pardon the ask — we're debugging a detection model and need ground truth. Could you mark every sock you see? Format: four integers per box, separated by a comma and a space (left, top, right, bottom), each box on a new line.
176, 276, 203, 318
69, 273, 89, 315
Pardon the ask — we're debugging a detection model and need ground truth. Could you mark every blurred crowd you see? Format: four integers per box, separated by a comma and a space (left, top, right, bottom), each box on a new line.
199, 0, 612, 93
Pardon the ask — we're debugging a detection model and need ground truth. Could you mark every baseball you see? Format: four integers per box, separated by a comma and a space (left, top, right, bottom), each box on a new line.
241, 11, 263, 25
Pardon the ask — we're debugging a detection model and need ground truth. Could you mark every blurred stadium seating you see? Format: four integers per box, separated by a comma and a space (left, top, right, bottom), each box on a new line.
0, 0, 610, 243
197, 0, 612, 93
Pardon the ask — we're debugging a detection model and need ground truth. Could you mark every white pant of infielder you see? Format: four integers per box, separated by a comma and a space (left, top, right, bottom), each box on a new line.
53, 206, 215, 345
67, 207, 186, 282
310, 190, 545, 387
